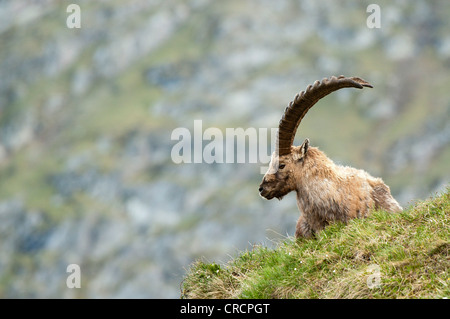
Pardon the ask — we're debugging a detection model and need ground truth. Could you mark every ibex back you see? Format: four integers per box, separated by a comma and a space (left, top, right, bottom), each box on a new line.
259, 75, 402, 238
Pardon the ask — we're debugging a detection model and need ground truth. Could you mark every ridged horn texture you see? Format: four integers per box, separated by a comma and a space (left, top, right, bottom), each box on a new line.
276, 75, 373, 156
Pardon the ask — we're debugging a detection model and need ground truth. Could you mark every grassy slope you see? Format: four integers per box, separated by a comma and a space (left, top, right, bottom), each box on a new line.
181, 188, 449, 299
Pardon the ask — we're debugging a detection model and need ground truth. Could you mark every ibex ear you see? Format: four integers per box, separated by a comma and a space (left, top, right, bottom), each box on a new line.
292, 138, 309, 161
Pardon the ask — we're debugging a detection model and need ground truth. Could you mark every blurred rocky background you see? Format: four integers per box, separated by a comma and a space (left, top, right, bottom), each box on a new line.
0, 0, 449, 298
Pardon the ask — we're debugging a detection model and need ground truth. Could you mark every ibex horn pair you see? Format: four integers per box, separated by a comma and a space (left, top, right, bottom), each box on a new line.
276, 75, 373, 156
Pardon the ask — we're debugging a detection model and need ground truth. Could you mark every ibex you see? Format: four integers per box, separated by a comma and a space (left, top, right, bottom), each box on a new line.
259, 75, 402, 238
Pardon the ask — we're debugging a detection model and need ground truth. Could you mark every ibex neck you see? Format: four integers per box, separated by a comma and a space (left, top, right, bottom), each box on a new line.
295, 147, 338, 207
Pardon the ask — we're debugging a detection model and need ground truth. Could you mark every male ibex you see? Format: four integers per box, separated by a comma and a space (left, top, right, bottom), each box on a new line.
259, 75, 402, 238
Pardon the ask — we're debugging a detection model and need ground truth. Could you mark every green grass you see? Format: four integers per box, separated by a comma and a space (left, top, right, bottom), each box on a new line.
181, 187, 449, 299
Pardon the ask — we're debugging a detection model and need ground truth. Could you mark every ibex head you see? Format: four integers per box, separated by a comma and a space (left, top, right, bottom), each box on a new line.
259, 75, 373, 200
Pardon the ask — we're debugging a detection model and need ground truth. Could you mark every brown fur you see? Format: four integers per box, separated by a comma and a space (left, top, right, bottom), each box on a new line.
259, 140, 402, 238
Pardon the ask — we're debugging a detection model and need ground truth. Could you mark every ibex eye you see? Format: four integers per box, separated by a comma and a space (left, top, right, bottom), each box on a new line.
279, 164, 286, 169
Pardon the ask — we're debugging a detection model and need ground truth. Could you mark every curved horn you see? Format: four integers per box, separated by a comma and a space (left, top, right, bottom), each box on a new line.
276, 75, 373, 156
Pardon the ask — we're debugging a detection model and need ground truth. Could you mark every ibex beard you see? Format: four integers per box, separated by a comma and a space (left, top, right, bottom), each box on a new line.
259, 76, 403, 239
